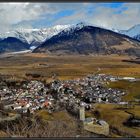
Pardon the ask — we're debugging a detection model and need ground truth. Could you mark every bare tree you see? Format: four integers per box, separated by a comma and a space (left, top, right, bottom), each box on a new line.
4, 116, 79, 137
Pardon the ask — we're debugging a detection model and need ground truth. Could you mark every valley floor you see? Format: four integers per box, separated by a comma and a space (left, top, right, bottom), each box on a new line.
0, 53, 140, 138
0, 53, 140, 81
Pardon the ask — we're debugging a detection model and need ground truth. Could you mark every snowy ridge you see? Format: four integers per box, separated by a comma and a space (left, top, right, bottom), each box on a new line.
110, 24, 140, 41
57, 22, 113, 37
0, 24, 71, 45
0, 22, 110, 46
119, 24, 140, 39
1, 22, 140, 49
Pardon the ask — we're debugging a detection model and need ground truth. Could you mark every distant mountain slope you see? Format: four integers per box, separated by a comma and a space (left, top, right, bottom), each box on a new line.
119, 24, 140, 41
0, 25, 71, 46
134, 34, 140, 41
33, 24, 140, 56
0, 37, 30, 53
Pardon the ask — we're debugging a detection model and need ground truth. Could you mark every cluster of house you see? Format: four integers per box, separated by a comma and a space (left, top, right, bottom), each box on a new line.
49, 74, 126, 113
0, 74, 127, 115
1, 81, 54, 114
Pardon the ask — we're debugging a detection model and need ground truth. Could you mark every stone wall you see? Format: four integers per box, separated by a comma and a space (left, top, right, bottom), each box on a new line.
83, 121, 109, 136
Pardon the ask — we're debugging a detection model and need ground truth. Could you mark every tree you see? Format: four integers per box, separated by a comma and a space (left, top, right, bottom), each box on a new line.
26, 108, 30, 117
94, 110, 101, 119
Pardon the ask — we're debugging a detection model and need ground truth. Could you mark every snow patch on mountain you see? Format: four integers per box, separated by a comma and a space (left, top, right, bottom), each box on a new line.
58, 22, 113, 37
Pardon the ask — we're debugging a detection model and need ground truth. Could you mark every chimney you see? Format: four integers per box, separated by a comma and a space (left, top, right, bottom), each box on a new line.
79, 106, 85, 121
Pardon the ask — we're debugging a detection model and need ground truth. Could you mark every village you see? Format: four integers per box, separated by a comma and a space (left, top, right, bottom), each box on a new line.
0, 73, 132, 114
0, 73, 140, 136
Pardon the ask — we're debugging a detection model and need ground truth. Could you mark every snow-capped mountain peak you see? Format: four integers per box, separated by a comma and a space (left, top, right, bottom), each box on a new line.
116, 24, 140, 41
59, 22, 117, 37
1, 22, 140, 49
0, 24, 71, 45
119, 24, 140, 37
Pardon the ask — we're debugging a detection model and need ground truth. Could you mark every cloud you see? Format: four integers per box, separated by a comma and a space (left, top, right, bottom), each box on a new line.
0, 3, 61, 32
51, 3, 140, 30
0, 3, 38, 32
88, 3, 140, 30
0, 2, 140, 32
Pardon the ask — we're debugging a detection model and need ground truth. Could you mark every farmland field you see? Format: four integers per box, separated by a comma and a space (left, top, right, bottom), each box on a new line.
0, 53, 140, 81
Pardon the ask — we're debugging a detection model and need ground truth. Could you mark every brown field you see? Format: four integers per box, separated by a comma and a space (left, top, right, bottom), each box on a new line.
92, 104, 140, 137
0, 53, 140, 81
108, 80, 140, 101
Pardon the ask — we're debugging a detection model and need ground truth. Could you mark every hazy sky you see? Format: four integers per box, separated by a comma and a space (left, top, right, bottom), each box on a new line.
0, 2, 140, 32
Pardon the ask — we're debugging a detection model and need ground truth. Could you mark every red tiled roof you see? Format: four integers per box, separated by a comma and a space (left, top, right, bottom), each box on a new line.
44, 101, 49, 107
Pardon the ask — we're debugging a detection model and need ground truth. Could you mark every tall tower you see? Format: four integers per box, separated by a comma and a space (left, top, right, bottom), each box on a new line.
79, 106, 85, 121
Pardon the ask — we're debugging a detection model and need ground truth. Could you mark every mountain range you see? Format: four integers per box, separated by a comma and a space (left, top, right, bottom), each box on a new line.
1, 23, 140, 46
0, 22, 140, 56
0, 25, 71, 47
33, 23, 140, 56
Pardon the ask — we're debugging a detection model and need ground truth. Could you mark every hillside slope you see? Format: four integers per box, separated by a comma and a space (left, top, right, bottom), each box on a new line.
33, 25, 140, 56
0, 37, 30, 53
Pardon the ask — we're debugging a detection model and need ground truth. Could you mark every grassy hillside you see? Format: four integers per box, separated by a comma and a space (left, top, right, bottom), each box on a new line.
108, 80, 140, 101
